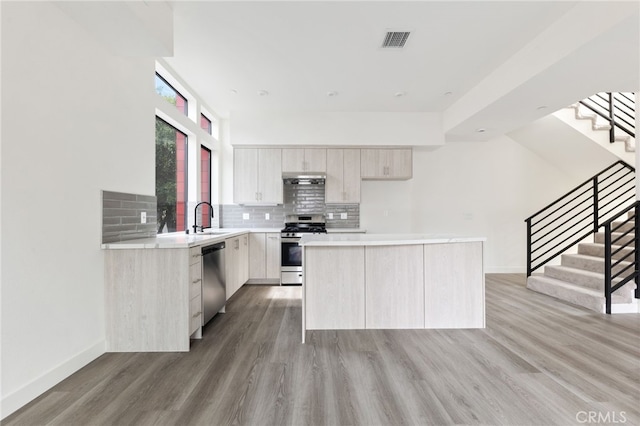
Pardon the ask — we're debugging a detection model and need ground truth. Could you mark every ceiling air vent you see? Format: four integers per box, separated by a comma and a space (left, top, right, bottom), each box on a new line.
381, 31, 410, 48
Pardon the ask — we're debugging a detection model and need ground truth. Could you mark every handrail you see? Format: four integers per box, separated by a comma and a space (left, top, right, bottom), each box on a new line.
602, 201, 640, 314
525, 160, 635, 276
579, 92, 635, 143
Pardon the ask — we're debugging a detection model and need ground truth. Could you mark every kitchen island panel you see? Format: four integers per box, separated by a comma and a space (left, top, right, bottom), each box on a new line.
304, 246, 365, 330
365, 245, 425, 328
424, 242, 484, 329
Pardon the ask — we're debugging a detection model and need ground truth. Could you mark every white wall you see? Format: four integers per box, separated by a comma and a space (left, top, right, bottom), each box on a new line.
360, 136, 578, 272
230, 111, 444, 147
1, 3, 156, 418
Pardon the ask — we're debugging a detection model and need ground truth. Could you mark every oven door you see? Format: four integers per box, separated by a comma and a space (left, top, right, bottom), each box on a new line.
281, 237, 303, 285
281, 237, 302, 267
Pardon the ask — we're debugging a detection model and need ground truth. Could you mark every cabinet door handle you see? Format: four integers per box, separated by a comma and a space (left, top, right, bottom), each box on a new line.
192, 278, 202, 284
255, 192, 259, 201
192, 254, 201, 259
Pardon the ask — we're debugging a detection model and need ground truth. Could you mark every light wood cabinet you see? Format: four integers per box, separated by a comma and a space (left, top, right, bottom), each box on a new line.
282, 148, 326, 172
188, 247, 203, 336
304, 246, 366, 330
248, 232, 281, 282
234, 148, 283, 204
240, 233, 249, 286
105, 248, 193, 352
326, 149, 361, 203
225, 235, 249, 300
266, 233, 281, 279
302, 240, 484, 336
424, 242, 484, 328
249, 233, 267, 280
365, 245, 424, 328
360, 148, 412, 180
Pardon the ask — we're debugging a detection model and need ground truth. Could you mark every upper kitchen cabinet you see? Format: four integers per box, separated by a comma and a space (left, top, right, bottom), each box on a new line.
360, 148, 412, 180
234, 148, 283, 204
326, 149, 360, 203
282, 148, 326, 173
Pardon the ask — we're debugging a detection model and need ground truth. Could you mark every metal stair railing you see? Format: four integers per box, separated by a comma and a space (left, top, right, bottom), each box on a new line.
525, 160, 635, 277
579, 92, 635, 143
603, 201, 640, 314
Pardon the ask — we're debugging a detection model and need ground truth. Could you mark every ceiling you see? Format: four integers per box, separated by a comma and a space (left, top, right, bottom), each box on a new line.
164, 1, 639, 141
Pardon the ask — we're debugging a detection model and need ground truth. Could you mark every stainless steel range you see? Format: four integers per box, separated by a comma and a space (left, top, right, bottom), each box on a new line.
281, 214, 327, 285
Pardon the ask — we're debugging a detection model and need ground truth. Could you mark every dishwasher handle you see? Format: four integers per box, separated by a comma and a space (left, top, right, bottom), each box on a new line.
202, 242, 225, 255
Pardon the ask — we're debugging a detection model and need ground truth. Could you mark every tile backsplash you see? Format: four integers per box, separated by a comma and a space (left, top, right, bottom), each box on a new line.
102, 190, 157, 243
220, 183, 360, 229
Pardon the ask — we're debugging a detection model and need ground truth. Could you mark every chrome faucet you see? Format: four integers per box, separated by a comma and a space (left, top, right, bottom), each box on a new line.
193, 201, 214, 233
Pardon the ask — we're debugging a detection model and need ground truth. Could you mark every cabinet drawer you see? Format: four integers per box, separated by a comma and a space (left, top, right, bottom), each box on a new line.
189, 247, 202, 265
190, 295, 202, 334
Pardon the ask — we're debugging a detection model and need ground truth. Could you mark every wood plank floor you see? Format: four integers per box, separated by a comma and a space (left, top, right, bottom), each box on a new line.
4, 274, 639, 426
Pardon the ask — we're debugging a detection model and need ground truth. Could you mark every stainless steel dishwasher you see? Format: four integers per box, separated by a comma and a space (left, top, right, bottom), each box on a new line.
201, 242, 226, 326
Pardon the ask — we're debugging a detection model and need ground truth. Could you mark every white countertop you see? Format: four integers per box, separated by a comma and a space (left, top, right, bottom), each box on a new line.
326, 228, 367, 233
299, 233, 486, 247
102, 228, 281, 249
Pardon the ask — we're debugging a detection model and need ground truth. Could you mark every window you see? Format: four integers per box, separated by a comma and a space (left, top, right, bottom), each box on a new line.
200, 147, 212, 228
156, 117, 188, 233
155, 73, 188, 116
200, 114, 212, 135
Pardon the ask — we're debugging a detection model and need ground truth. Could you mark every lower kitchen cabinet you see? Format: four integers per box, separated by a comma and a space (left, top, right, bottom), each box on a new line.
365, 245, 424, 328
225, 234, 249, 300
105, 248, 194, 352
305, 246, 365, 329
189, 247, 203, 337
248, 232, 281, 283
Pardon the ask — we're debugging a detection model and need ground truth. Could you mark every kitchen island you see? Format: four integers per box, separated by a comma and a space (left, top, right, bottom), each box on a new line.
299, 234, 486, 343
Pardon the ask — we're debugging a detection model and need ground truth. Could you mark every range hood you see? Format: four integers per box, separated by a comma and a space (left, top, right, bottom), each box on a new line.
282, 172, 326, 185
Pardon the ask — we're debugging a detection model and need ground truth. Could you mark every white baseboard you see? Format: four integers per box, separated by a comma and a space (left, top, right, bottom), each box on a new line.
611, 301, 639, 314
1, 340, 105, 420
485, 267, 525, 274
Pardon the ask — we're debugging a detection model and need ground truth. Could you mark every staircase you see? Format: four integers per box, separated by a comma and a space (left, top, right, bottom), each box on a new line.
525, 160, 639, 314
568, 92, 636, 153
527, 211, 638, 313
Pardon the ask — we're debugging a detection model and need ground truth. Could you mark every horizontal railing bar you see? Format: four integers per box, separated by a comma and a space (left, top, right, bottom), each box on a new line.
599, 189, 635, 211
611, 247, 634, 264
602, 200, 640, 228
530, 198, 593, 236
526, 183, 593, 223
616, 92, 635, 103
531, 223, 594, 262
613, 114, 635, 130
525, 161, 633, 222
610, 274, 636, 293
612, 259, 634, 277
611, 227, 636, 245
529, 188, 594, 228
598, 166, 633, 186
599, 194, 636, 221
531, 208, 593, 240
530, 230, 594, 273
579, 101, 610, 121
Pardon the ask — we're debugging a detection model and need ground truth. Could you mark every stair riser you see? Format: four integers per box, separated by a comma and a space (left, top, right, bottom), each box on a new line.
543, 266, 635, 297
610, 221, 636, 233
527, 277, 604, 312
527, 277, 633, 313
578, 244, 634, 261
544, 266, 604, 291
594, 233, 635, 246
561, 254, 630, 275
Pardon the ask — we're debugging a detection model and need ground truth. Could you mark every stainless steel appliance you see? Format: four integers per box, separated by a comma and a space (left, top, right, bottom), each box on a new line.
281, 214, 327, 285
202, 242, 226, 325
